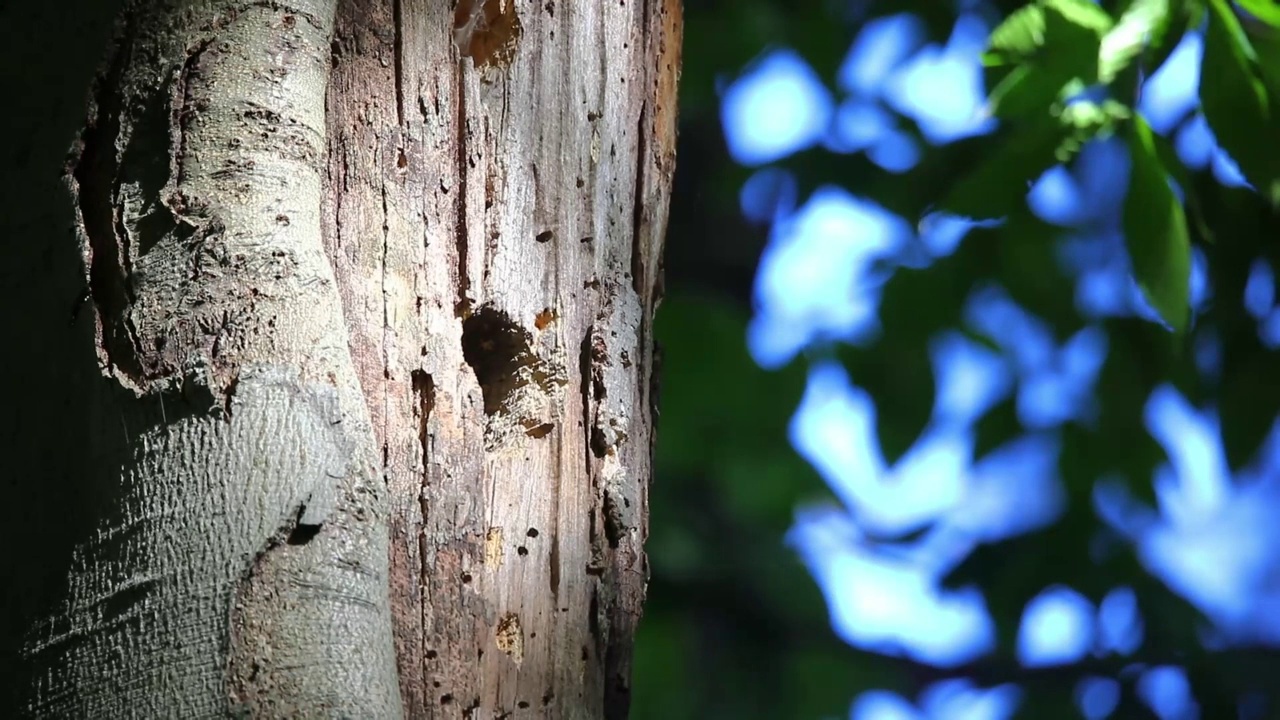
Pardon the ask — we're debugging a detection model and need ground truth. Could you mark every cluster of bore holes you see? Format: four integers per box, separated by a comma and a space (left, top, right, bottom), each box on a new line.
460, 306, 557, 437
427, 531, 548, 709
517, 526, 538, 557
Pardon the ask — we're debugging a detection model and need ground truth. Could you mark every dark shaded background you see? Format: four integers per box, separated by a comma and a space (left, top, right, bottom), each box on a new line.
633, 0, 1280, 718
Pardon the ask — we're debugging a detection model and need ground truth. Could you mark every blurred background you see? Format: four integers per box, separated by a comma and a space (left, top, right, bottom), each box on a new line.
630, 0, 1280, 718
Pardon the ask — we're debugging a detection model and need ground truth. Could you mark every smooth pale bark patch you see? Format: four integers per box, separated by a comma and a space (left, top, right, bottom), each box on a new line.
20, 0, 402, 715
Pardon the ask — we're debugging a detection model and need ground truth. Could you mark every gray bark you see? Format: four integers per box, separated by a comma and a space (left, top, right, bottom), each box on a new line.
0, 0, 680, 717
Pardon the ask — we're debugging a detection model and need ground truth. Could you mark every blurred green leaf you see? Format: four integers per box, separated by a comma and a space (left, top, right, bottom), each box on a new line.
1045, 0, 1116, 34
987, 3, 1050, 61
985, 0, 1115, 120
987, 63, 1071, 119
1099, 0, 1173, 82
1059, 96, 1132, 140
940, 99, 1127, 219
1123, 114, 1192, 332
987, 0, 1112, 64
1201, 0, 1280, 203
1042, 0, 1114, 79
1146, 119, 1218, 243
1218, 344, 1280, 467
1247, 17, 1280, 101
784, 648, 890, 719
1236, 0, 1280, 28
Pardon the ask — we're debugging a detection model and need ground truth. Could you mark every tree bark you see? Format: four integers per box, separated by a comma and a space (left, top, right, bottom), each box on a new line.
0, 0, 680, 716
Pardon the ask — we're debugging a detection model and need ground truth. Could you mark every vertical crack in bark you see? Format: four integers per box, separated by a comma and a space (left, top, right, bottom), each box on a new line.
637, 0, 652, 45
628, 104, 648, 297
380, 176, 393, 479
579, 328, 595, 478
453, 70, 471, 317
601, 491, 622, 550
415, 370, 433, 718
548, 520, 561, 598
70, 21, 145, 382
412, 372, 434, 470
410, 321, 437, 714
391, 0, 405, 127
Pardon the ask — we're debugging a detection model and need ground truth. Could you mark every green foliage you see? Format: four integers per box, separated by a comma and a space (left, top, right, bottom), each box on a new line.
1123, 115, 1192, 331
983, 0, 1113, 118
951, 0, 1178, 223
940, 99, 1130, 220
1098, 0, 1174, 83
948, 0, 1232, 326
983, 0, 1173, 95
941, 118, 1065, 219
1236, 0, 1280, 28
639, 0, 1280, 717
1040, 0, 1113, 78
1250, 30, 1280, 106
1201, 0, 1280, 203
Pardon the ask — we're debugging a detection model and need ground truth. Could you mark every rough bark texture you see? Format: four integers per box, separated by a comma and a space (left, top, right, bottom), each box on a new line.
0, 0, 679, 716
323, 0, 680, 716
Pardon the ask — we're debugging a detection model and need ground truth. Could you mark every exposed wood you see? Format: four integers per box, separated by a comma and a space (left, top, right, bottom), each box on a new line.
323, 0, 680, 716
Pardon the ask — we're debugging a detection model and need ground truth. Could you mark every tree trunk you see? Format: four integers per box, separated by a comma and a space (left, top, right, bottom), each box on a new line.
0, 0, 680, 716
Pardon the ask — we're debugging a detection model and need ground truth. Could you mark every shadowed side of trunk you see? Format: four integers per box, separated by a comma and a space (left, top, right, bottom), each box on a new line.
0, 0, 679, 715
3, 0, 402, 715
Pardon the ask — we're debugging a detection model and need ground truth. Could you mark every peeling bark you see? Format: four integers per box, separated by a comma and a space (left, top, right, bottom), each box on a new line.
0, 0, 680, 715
